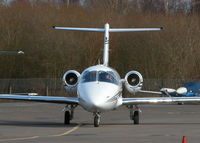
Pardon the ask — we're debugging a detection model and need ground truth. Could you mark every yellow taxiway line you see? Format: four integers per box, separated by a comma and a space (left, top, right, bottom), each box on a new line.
0, 124, 81, 142
49, 123, 81, 137
0, 136, 40, 142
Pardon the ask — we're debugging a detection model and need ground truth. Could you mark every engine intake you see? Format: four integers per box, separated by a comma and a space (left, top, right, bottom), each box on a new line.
124, 71, 143, 94
63, 70, 80, 93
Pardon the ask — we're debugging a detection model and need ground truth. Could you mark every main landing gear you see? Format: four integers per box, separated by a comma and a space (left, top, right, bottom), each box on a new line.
127, 105, 141, 124
94, 112, 101, 127
64, 105, 77, 125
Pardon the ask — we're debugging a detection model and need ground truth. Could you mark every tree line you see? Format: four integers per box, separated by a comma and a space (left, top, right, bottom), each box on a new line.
0, 0, 199, 80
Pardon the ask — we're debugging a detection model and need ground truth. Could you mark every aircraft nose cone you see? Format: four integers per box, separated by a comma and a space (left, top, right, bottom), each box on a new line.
79, 84, 106, 109
176, 87, 187, 94
90, 98, 102, 108
86, 89, 108, 109
78, 82, 119, 112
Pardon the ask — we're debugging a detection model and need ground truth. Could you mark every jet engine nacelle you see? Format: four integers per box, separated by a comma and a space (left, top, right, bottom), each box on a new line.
63, 70, 80, 93
124, 71, 143, 94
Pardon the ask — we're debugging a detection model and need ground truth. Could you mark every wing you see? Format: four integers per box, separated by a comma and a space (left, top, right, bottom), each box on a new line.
139, 90, 162, 95
0, 94, 78, 104
122, 97, 200, 105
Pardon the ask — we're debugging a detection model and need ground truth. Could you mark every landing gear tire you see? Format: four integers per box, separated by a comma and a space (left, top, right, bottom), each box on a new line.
128, 105, 140, 125
132, 111, 139, 124
94, 114, 100, 127
64, 111, 71, 125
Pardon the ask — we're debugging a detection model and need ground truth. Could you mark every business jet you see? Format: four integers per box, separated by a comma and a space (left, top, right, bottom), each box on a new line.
1, 24, 200, 127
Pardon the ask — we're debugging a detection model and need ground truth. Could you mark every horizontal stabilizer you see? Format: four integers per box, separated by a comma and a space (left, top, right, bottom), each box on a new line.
109, 27, 163, 32
52, 24, 163, 66
52, 26, 104, 32
52, 26, 163, 32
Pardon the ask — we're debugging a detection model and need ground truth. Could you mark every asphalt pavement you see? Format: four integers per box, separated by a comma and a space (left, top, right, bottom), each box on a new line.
0, 102, 200, 143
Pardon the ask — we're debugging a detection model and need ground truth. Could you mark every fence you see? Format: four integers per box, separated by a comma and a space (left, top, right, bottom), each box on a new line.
0, 78, 195, 97
0, 78, 66, 97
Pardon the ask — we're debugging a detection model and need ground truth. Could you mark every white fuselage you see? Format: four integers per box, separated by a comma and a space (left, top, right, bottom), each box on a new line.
56, 23, 162, 114
77, 65, 123, 112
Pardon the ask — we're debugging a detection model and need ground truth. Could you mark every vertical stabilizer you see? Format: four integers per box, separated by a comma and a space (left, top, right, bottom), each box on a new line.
103, 23, 109, 66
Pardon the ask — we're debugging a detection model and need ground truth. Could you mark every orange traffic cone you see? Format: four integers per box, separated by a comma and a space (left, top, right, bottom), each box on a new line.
182, 136, 187, 143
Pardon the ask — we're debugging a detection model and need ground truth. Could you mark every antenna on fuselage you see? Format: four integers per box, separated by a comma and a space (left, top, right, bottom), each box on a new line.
52, 24, 163, 66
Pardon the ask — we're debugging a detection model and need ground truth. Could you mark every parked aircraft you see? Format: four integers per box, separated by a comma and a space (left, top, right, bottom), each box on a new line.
1, 24, 200, 127
142, 82, 200, 97
160, 82, 200, 97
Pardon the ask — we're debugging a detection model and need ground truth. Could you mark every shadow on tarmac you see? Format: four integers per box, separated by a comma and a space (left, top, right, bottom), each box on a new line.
81, 122, 200, 126
0, 120, 78, 128
1, 120, 200, 127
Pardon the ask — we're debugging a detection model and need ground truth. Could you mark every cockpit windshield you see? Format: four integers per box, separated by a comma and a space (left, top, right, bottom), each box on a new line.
81, 70, 119, 85
98, 71, 119, 85
81, 71, 97, 83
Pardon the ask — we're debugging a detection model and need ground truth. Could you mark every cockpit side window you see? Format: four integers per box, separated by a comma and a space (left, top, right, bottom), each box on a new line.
98, 71, 119, 85
81, 71, 97, 83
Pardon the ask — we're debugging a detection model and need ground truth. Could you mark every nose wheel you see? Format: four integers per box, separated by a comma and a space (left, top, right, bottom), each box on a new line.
94, 113, 101, 127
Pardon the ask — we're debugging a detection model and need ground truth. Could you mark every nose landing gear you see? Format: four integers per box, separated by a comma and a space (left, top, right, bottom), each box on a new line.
94, 112, 101, 127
